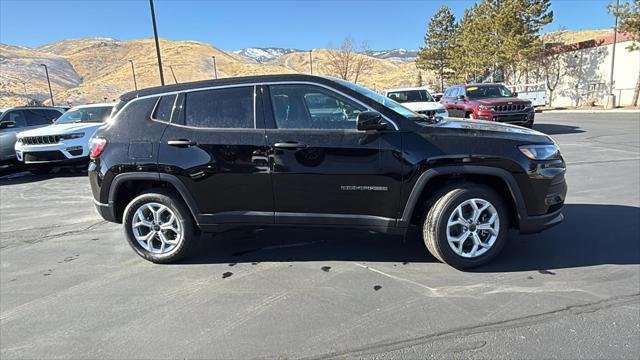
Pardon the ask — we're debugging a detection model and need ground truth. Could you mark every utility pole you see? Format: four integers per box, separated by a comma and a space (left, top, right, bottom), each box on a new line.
309, 50, 313, 74
149, 0, 165, 86
606, 0, 620, 109
40, 64, 54, 106
128, 60, 138, 90
212, 56, 218, 79
169, 65, 178, 84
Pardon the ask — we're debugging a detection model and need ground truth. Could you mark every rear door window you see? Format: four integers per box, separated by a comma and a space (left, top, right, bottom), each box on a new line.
183, 87, 254, 129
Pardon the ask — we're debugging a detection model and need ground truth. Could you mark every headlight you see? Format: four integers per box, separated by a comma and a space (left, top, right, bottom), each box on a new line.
519, 144, 560, 160
61, 132, 85, 140
16, 137, 23, 144
478, 105, 494, 111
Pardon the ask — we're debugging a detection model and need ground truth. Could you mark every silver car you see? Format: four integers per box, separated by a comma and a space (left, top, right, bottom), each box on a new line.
0, 106, 66, 164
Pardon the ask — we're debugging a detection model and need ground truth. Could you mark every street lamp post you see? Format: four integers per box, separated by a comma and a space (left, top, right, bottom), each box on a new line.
212, 56, 218, 79
149, 0, 165, 86
128, 60, 138, 91
607, 0, 620, 109
309, 50, 313, 74
40, 64, 54, 106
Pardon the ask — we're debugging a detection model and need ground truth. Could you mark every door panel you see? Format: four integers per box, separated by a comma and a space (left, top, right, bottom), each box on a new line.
264, 84, 403, 226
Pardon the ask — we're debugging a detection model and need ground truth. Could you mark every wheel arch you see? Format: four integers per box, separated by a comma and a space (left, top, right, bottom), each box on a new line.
108, 172, 200, 224
400, 166, 526, 229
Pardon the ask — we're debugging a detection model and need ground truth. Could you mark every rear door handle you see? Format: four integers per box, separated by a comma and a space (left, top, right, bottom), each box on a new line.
273, 141, 308, 149
167, 139, 197, 147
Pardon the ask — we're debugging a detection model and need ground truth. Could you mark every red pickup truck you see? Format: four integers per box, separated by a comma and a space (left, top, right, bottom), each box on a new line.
441, 83, 534, 128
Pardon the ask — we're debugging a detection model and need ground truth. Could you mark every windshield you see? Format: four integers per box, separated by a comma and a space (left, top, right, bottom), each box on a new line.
466, 85, 514, 99
55, 106, 112, 124
333, 79, 419, 119
387, 89, 434, 103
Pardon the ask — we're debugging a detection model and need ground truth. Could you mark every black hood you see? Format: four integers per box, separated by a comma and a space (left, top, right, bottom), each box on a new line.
419, 118, 553, 144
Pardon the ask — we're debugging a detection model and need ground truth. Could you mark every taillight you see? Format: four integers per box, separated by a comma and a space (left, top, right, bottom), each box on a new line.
89, 138, 107, 158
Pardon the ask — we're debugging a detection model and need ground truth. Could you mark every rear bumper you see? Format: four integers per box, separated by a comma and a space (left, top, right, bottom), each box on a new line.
94, 199, 118, 223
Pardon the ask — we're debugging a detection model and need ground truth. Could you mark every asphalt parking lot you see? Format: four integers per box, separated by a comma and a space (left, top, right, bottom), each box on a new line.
1, 112, 639, 359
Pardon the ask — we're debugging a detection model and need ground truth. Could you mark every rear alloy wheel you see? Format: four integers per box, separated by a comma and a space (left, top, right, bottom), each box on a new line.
123, 189, 197, 263
423, 185, 509, 269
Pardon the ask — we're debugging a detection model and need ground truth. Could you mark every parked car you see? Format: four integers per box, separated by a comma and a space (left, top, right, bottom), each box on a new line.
384, 87, 448, 118
0, 106, 66, 165
15, 103, 114, 174
441, 83, 534, 128
89, 74, 566, 269
431, 92, 444, 102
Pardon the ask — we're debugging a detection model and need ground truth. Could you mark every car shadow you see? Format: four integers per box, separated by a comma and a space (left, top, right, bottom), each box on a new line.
534, 123, 585, 135
0, 165, 87, 185
181, 204, 639, 271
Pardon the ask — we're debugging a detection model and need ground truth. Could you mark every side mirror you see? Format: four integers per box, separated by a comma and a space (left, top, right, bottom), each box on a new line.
357, 111, 387, 131
457, 95, 466, 101
0, 121, 16, 129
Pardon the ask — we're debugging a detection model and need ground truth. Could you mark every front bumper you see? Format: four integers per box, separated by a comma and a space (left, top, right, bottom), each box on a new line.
477, 110, 534, 124
15, 139, 89, 164
518, 160, 567, 233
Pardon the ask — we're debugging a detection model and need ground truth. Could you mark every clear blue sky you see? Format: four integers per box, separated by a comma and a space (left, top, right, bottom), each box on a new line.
0, 0, 615, 50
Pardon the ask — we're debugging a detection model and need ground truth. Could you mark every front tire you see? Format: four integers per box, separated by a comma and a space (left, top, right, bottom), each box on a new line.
423, 184, 509, 269
123, 189, 197, 264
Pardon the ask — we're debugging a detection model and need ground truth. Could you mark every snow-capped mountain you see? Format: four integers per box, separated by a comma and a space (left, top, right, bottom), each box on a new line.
233, 47, 304, 63
365, 48, 418, 62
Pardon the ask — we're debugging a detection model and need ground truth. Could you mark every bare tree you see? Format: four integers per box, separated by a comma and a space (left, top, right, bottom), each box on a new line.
535, 32, 566, 107
353, 41, 374, 84
326, 37, 374, 83
326, 37, 357, 80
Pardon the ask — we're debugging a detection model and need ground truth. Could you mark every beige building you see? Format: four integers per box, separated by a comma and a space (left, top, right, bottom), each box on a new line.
549, 33, 638, 107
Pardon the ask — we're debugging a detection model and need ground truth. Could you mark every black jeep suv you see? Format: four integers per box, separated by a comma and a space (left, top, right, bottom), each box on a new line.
89, 74, 566, 269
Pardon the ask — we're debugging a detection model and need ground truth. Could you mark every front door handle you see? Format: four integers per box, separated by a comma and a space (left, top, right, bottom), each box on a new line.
167, 139, 197, 147
273, 141, 308, 149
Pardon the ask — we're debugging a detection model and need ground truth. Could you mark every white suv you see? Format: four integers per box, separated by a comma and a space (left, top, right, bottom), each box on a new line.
15, 103, 114, 174
384, 87, 448, 118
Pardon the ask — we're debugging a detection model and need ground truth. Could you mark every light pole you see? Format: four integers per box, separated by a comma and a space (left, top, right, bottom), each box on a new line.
608, 0, 620, 105
149, 0, 165, 86
40, 64, 54, 106
169, 65, 178, 84
309, 50, 313, 74
212, 56, 218, 79
128, 60, 138, 90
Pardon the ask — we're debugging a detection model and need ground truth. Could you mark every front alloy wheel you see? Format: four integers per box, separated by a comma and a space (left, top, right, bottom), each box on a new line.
446, 198, 500, 258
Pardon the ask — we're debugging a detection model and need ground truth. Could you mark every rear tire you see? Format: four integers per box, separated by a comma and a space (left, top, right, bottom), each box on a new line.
123, 189, 197, 264
423, 184, 509, 269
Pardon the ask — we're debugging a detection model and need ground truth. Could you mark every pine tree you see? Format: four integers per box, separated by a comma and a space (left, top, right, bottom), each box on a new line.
416, 5, 457, 92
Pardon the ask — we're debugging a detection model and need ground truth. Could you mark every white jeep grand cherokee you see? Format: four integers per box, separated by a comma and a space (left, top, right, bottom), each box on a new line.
384, 87, 448, 118
15, 103, 114, 174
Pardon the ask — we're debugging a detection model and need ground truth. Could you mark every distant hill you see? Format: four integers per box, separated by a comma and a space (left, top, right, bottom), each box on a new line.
0, 38, 428, 107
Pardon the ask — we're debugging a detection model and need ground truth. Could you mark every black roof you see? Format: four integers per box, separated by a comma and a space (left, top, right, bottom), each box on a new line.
120, 74, 336, 102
